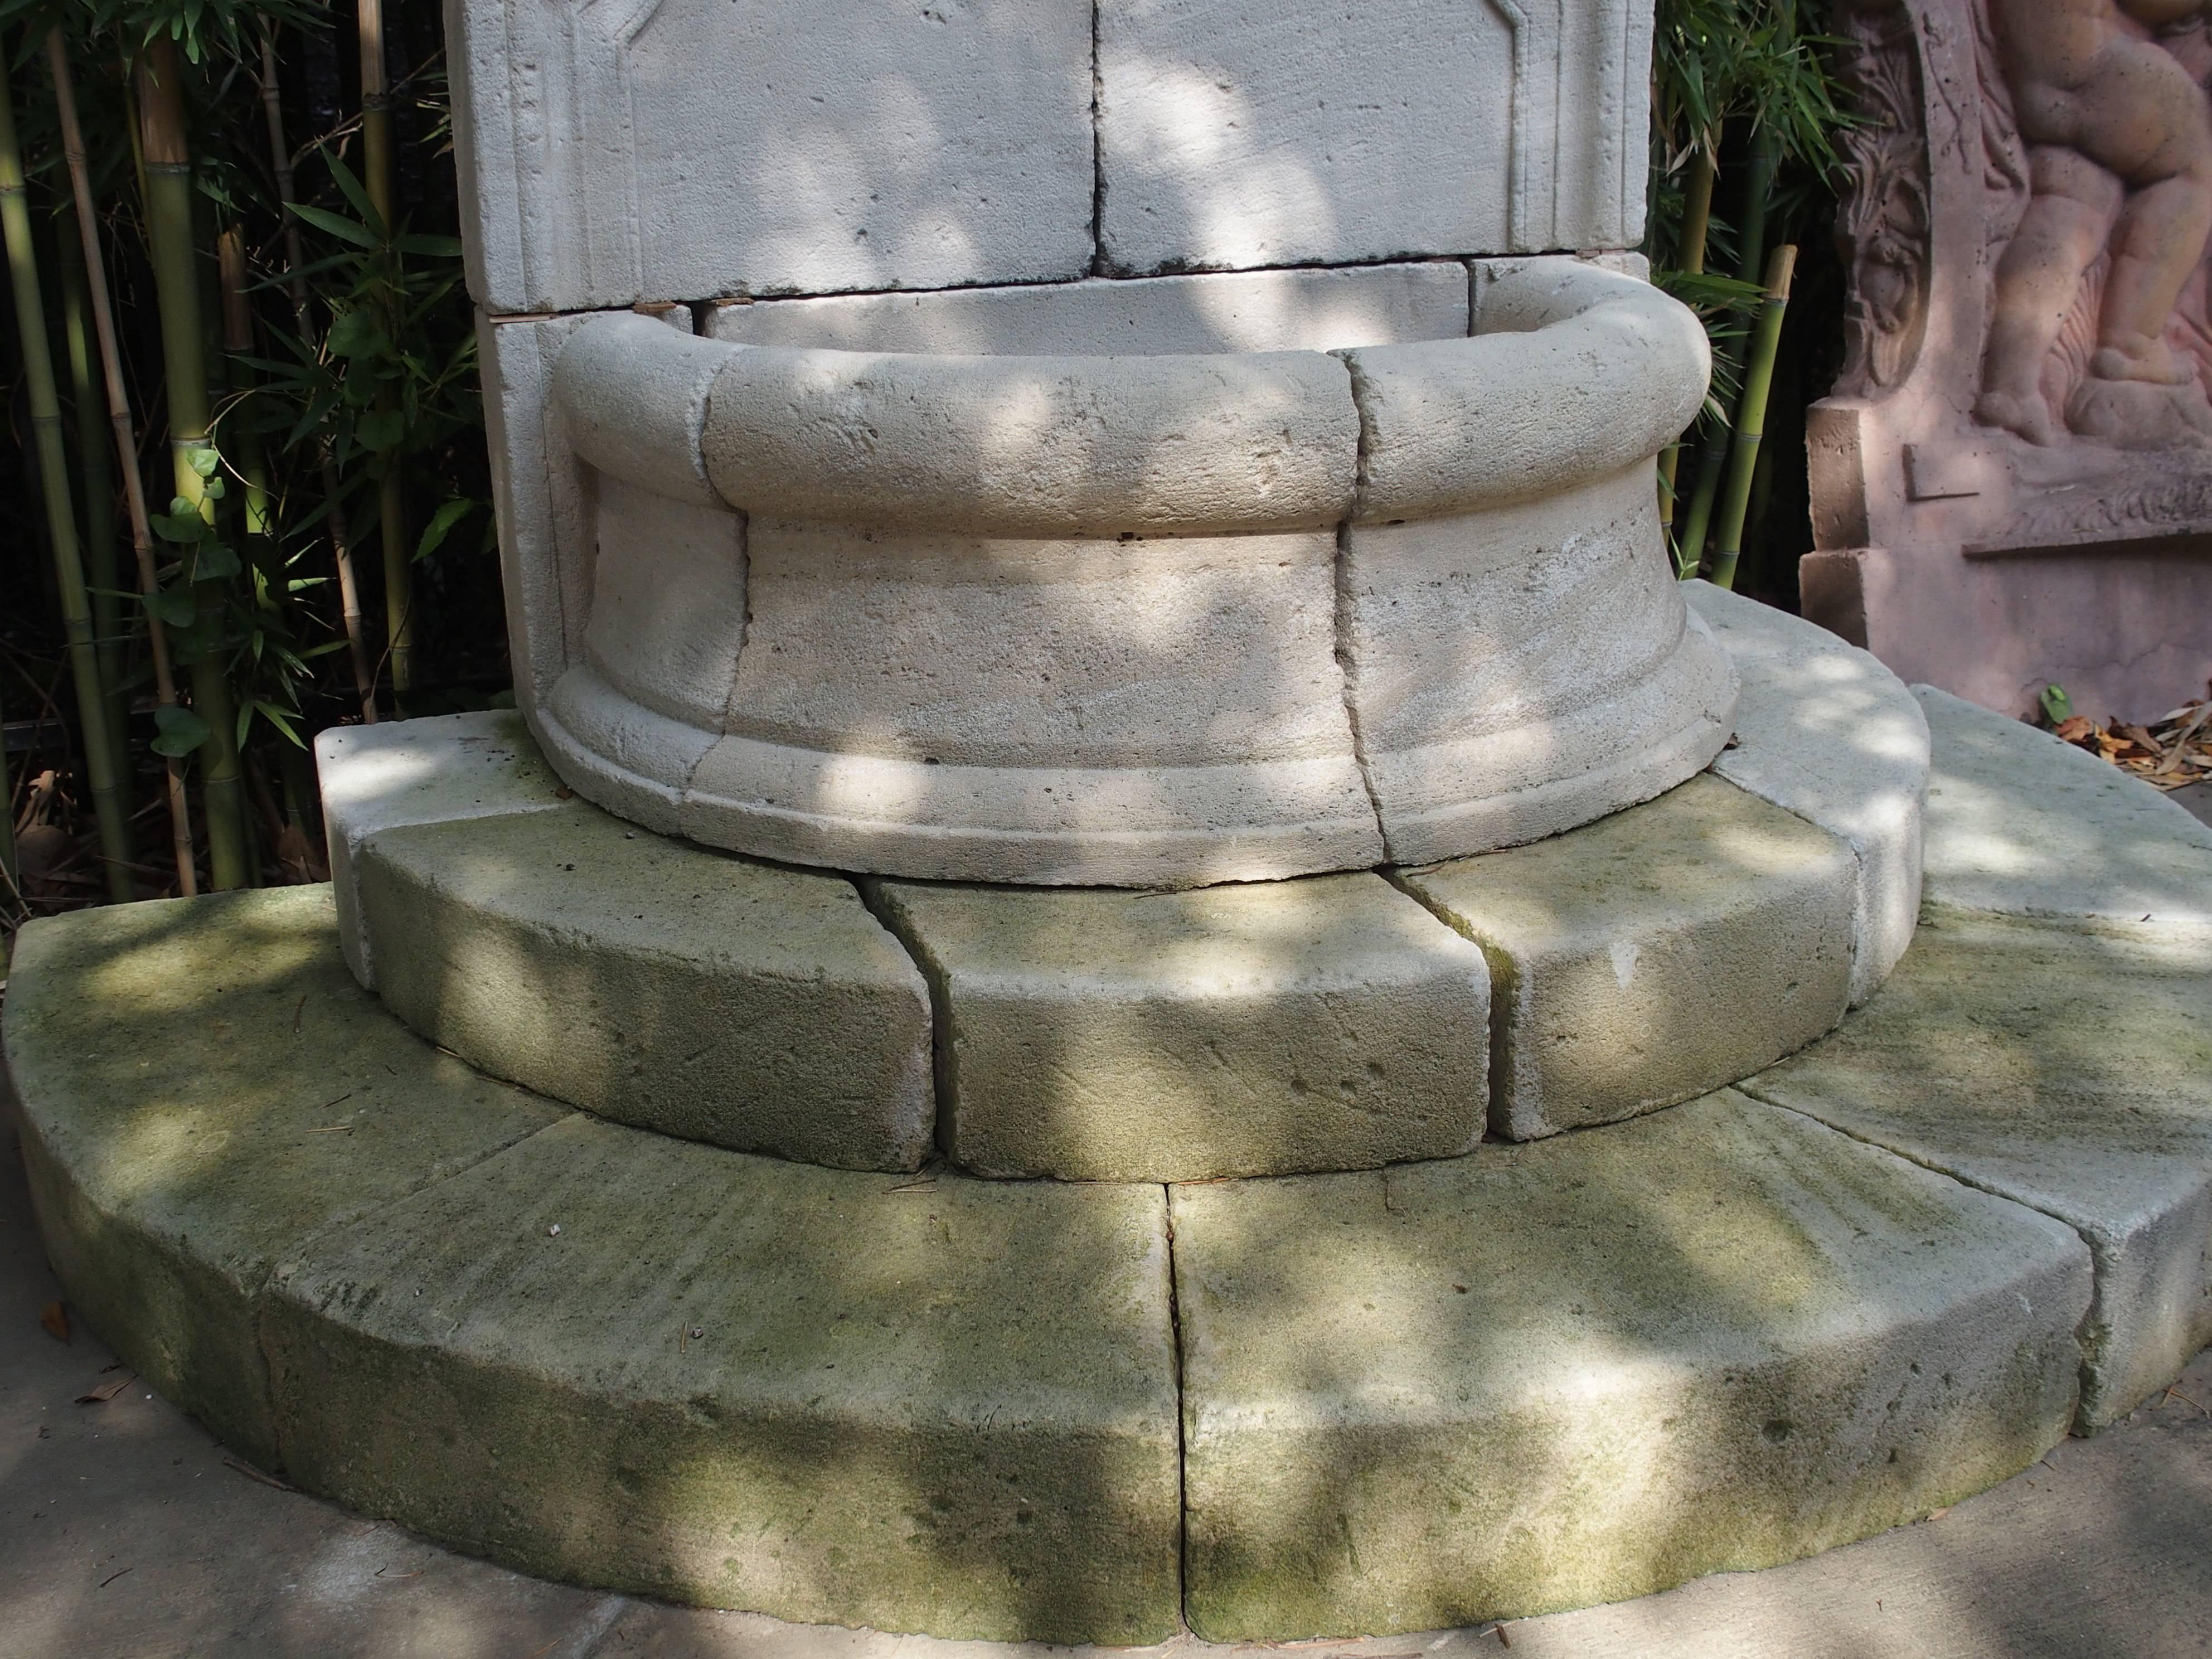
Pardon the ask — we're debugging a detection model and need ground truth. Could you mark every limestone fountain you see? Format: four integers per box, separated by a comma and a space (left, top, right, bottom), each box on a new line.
9, 0, 2211, 1645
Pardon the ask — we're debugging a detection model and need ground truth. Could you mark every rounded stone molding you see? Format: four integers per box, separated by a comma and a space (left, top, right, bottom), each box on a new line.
534, 259, 1734, 886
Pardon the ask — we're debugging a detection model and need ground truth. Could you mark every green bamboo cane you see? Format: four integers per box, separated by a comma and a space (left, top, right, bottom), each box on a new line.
1676, 122, 1779, 575
259, 27, 377, 721
48, 27, 197, 895
1657, 137, 1717, 541
1702, 243, 1797, 592
56, 201, 127, 772
358, 0, 413, 698
0, 48, 134, 901
138, 36, 251, 890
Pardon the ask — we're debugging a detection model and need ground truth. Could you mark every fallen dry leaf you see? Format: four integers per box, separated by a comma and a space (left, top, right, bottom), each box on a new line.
40, 1301, 69, 1343
75, 1374, 134, 1405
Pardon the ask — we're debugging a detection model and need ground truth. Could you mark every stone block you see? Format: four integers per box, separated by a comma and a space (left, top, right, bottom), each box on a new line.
2, 888, 568, 1468
680, 522, 1384, 886
1914, 686, 2212, 930
580, 478, 745, 733
450, 0, 1095, 313
706, 263, 1471, 355
700, 340, 1359, 537
1338, 467, 1737, 864
1745, 908, 2212, 1427
316, 711, 565, 987
264, 1115, 1181, 1642
1172, 1089, 2089, 1638
1685, 581, 1930, 1004
874, 873, 1489, 1181
1095, 0, 1648, 273
357, 804, 933, 1171
1399, 774, 1856, 1139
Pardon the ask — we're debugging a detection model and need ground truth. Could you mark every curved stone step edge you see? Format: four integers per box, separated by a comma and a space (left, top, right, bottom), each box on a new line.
1738, 904, 2212, 1430
357, 803, 935, 1173
1682, 580, 1932, 1006
1171, 1088, 2090, 1638
1908, 683, 2212, 931
0, 886, 1184, 1644
8, 885, 2187, 1641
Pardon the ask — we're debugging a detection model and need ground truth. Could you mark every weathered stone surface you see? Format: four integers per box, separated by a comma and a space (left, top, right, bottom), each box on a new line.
698, 339, 1360, 538
1, 888, 567, 1467
680, 521, 1382, 886
539, 664, 715, 838
875, 873, 1488, 1182
1172, 1089, 2090, 1639
450, 0, 1095, 313
264, 1115, 1181, 1642
1095, 0, 1649, 273
1344, 262, 1709, 522
1915, 686, 2212, 930
1340, 470, 1738, 866
1745, 908, 2212, 1428
1685, 581, 1929, 1004
357, 804, 933, 1171
706, 263, 1472, 356
316, 711, 564, 987
1400, 775, 1856, 1139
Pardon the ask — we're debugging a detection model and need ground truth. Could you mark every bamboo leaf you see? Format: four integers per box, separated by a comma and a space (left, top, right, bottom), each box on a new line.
152, 702, 211, 757
288, 200, 377, 249
413, 496, 474, 561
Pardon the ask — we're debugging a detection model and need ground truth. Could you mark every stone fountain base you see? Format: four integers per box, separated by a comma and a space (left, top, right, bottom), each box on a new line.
7, 600, 2209, 1643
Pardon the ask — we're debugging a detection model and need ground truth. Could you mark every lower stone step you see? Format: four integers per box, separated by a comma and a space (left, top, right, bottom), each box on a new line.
10, 880, 2203, 1642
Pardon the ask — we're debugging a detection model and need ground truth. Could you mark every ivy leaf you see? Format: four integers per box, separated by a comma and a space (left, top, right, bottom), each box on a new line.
414, 497, 475, 562
358, 409, 408, 452
193, 540, 242, 581
151, 511, 203, 544
145, 585, 196, 628
151, 704, 212, 758
326, 309, 391, 359
186, 445, 221, 478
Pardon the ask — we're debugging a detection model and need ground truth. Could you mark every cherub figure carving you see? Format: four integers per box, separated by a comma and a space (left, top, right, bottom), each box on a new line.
1976, 0, 2212, 444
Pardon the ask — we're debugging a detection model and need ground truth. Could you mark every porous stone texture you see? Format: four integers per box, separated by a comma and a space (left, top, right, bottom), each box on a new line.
521, 263, 1718, 886
873, 873, 1490, 1182
316, 711, 564, 987
1172, 1089, 2091, 1638
1746, 908, 2212, 1429
1338, 468, 1739, 865
1914, 686, 2212, 930
680, 522, 1382, 887
1, 888, 567, 1468
701, 343, 1361, 537
355, 803, 933, 1171
450, 0, 1096, 313
264, 1115, 1181, 1643
1094, 0, 1650, 272
706, 263, 1472, 355
1684, 581, 1930, 1004
1399, 775, 1856, 1140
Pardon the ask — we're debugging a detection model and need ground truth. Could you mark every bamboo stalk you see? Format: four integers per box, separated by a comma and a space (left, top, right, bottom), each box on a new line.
47, 29, 196, 894
219, 227, 276, 566
1702, 244, 1798, 592
357, 0, 413, 699
260, 28, 376, 722
56, 203, 128, 771
1676, 122, 1780, 575
139, 35, 251, 890
1657, 138, 1719, 542
0, 46, 134, 901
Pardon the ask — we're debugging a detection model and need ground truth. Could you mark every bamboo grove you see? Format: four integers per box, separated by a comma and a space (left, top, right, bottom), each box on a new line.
0, 0, 1848, 933
1, 0, 484, 920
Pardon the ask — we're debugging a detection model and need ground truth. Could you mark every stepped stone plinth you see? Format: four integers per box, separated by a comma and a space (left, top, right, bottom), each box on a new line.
8, 0, 2212, 1645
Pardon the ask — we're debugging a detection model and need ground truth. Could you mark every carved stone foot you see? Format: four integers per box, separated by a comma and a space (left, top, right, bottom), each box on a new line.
2089, 338, 2196, 387
1974, 386, 2064, 445
2065, 372, 2212, 450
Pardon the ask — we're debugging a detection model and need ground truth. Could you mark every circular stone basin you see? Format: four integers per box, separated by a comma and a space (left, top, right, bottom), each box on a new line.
537, 258, 1733, 886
